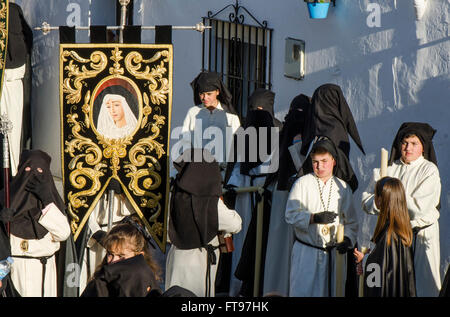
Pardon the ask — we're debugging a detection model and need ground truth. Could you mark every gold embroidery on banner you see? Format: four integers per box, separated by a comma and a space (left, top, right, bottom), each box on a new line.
109, 46, 124, 75
60, 44, 173, 252
62, 50, 108, 104
0, 2, 7, 68
64, 112, 105, 232
125, 50, 171, 106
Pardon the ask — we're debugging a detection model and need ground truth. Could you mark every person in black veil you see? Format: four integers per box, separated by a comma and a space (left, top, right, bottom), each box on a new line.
299, 83, 365, 192
355, 177, 416, 297
362, 122, 441, 296
225, 88, 280, 296
165, 148, 242, 297
0, 150, 75, 297
274, 93, 312, 191
258, 93, 312, 296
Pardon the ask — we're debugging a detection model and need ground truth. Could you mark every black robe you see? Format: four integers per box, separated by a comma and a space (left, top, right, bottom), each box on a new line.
363, 226, 416, 297
81, 254, 160, 297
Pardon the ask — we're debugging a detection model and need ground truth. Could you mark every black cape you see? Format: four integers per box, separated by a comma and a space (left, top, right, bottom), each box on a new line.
0, 150, 77, 297
81, 254, 160, 297
0, 150, 66, 239
190, 71, 237, 115
363, 226, 416, 297
169, 149, 222, 249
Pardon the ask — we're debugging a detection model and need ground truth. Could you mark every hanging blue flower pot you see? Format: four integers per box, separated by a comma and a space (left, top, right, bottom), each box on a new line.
307, 2, 331, 19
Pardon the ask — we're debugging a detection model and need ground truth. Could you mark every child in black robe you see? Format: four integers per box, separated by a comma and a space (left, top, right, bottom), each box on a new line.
354, 177, 416, 297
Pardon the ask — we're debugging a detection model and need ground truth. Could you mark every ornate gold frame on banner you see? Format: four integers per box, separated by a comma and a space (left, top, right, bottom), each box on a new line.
60, 43, 172, 252
0, 0, 9, 99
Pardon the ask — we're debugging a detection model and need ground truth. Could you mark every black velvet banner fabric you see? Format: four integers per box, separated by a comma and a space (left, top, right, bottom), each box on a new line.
59, 43, 173, 252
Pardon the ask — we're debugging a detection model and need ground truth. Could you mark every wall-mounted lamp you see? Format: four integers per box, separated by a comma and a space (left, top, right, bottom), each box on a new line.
284, 37, 305, 80
413, 0, 428, 21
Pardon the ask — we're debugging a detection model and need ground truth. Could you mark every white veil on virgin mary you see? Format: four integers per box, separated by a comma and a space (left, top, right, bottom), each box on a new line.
96, 94, 138, 139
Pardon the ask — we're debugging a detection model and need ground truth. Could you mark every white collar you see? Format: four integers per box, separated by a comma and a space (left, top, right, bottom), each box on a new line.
399, 155, 425, 167
200, 102, 223, 113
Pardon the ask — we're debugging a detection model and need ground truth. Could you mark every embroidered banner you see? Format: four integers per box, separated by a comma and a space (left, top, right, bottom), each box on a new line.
0, 0, 9, 99
60, 44, 172, 252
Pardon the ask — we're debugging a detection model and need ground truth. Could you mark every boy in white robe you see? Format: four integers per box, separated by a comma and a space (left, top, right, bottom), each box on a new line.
285, 139, 358, 297
362, 122, 441, 296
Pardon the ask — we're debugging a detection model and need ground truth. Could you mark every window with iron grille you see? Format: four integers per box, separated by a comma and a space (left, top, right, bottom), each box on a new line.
202, 1, 273, 120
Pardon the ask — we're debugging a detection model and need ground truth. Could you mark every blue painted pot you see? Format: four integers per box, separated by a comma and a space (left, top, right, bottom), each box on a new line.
307, 2, 330, 19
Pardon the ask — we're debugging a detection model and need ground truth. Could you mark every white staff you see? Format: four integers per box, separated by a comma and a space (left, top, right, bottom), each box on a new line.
335, 223, 345, 297
380, 148, 388, 178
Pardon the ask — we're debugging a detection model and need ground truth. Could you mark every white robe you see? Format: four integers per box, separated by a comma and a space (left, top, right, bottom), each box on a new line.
0, 64, 26, 176
10, 203, 71, 297
285, 173, 358, 297
78, 193, 134, 293
361, 156, 441, 296
178, 102, 241, 165
165, 198, 242, 297
263, 185, 292, 297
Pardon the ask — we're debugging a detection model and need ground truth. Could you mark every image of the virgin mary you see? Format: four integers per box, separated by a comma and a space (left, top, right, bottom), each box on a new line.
96, 93, 138, 139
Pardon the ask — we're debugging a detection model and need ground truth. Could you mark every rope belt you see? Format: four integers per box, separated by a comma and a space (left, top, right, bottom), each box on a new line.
204, 244, 219, 297
295, 237, 336, 297
11, 254, 55, 297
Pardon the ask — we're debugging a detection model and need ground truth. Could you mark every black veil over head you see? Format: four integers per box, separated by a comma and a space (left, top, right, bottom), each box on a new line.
190, 71, 237, 115
169, 149, 222, 249
302, 83, 365, 157
388, 122, 437, 166
0, 150, 66, 240
275, 93, 311, 190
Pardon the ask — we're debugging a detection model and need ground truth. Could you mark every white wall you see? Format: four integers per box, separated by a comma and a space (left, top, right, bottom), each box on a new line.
19, 0, 449, 279
134, 0, 450, 277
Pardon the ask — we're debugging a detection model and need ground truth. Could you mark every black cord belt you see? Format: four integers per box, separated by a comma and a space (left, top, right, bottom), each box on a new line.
11, 254, 55, 297
204, 244, 219, 297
